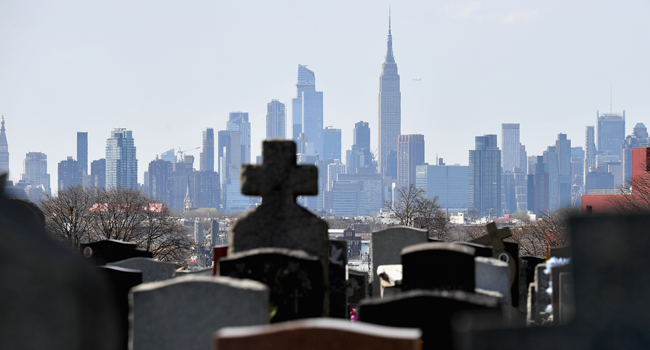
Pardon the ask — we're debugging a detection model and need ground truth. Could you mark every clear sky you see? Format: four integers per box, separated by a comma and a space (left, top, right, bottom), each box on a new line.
1, 1, 649, 190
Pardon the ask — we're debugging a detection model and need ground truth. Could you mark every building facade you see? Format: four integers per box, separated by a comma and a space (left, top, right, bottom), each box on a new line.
378, 16, 401, 179
323, 127, 342, 161
469, 135, 501, 217
148, 157, 173, 204
397, 134, 425, 185
90, 159, 106, 188
77, 132, 88, 175
622, 123, 650, 184
266, 100, 286, 139
416, 164, 469, 211
105, 128, 138, 189
58, 156, 82, 190
227, 112, 251, 164
354, 121, 371, 152
292, 65, 324, 157
200, 128, 215, 172
21, 152, 50, 194
0, 116, 8, 173
597, 111, 625, 160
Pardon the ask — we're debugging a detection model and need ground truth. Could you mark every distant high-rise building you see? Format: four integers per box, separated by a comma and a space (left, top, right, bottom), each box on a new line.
266, 100, 286, 139
90, 159, 106, 188
378, 15, 401, 179
148, 157, 173, 204
77, 132, 88, 175
0, 116, 8, 173
556, 133, 572, 208
397, 134, 424, 185
527, 155, 549, 215
335, 173, 383, 216
292, 65, 324, 157
105, 128, 137, 189
327, 161, 346, 191
21, 152, 50, 194
354, 121, 371, 152
501, 124, 521, 172
200, 128, 215, 172
171, 157, 195, 211
544, 146, 559, 211
228, 112, 251, 164
469, 135, 501, 217
622, 123, 650, 184
416, 164, 469, 211
161, 149, 176, 164
597, 111, 625, 160
58, 156, 82, 190
194, 171, 220, 209
584, 126, 596, 186
323, 127, 342, 161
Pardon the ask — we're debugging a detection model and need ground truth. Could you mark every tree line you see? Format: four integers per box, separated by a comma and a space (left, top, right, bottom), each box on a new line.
40, 185, 195, 263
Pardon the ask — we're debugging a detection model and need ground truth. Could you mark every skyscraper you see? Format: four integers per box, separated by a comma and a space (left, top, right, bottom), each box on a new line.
292, 65, 324, 157
21, 152, 50, 194
416, 164, 469, 211
148, 157, 173, 204
584, 126, 596, 186
378, 15, 401, 179
0, 116, 8, 173
469, 135, 501, 217
597, 111, 625, 160
227, 112, 251, 164
77, 132, 88, 175
200, 128, 215, 172
527, 155, 549, 215
58, 156, 82, 190
555, 133, 572, 208
266, 100, 286, 139
397, 134, 425, 185
354, 121, 371, 152
105, 128, 138, 189
160, 149, 176, 164
90, 159, 106, 188
323, 127, 342, 161
501, 124, 521, 172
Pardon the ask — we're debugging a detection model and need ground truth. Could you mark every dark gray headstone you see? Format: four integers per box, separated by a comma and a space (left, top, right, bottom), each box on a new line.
80, 240, 153, 266
359, 289, 502, 350
458, 215, 650, 350
108, 257, 175, 283
371, 226, 428, 296
526, 282, 536, 325
0, 193, 120, 350
551, 263, 572, 325
99, 265, 142, 350
475, 257, 510, 305
558, 272, 574, 325
401, 242, 476, 292
347, 269, 369, 305
329, 240, 348, 318
453, 242, 493, 257
219, 247, 325, 322
130, 275, 269, 350
534, 264, 550, 321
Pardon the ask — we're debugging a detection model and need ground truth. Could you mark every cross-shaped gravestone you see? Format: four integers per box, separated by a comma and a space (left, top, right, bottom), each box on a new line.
229, 140, 329, 268
470, 222, 516, 284
457, 215, 650, 350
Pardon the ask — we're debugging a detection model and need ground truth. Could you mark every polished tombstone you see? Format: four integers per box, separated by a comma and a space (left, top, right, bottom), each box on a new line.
359, 289, 502, 350
107, 257, 175, 283
219, 247, 325, 322
215, 318, 423, 350
371, 226, 428, 296
80, 239, 153, 266
0, 175, 120, 350
458, 215, 650, 350
347, 269, 369, 305
475, 257, 511, 305
329, 240, 348, 318
130, 275, 269, 350
99, 266, 142, 350
401, 242, 476, 293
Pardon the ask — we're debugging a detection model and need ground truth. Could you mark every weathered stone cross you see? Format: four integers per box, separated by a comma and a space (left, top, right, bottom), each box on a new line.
470, 222, 515, 284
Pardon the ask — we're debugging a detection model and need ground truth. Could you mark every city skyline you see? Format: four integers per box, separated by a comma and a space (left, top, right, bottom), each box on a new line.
1, 1, 649, 190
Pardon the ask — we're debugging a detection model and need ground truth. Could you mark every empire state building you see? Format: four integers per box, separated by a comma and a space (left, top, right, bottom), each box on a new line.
378, 15, 401, 179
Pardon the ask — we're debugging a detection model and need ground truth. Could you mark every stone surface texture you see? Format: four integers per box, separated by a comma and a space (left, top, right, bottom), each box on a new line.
371, 226, 428, 296
130, 275, 269, 350
108, 257, 175, 283
401, 242, 476, 293
475, 256, 511, 305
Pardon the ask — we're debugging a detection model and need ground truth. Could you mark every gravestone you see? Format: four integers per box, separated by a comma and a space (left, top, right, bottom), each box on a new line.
359, 289, 502, 350
219, 247, 325, 322
329, 240, 348, 318
401, 242, 476, 293
80, 239, 153, 266
469, 223, 515, 282
521, 257, 545, 288
526, 283, 536, 325
457, 215, 650, 350
558, 272, 574, 325
453, 242, 493, 258
377, 264, 402, 298
99, 265, 142, 350
533, 264, 550, 322
212, 245, 228, 275
550, 246, 572, 259
228, 141, 330, 304
0, 187, 120, 350
174, 267, 212, 276
551, 263, 572, 325
475, 257, 510, 305
347, 269, 369, 305
130, 275, 269, 350
108, 257, 175, 283
215, 318, 422, 350
371, 226, 428, 296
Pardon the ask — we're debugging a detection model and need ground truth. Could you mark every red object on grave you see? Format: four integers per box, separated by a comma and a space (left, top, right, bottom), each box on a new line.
212, 246, 229, 276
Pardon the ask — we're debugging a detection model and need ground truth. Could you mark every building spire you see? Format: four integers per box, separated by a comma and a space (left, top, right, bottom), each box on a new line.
385, 10, 395, 63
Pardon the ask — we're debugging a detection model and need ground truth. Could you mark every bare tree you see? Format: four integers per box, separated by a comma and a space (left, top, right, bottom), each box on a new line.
135, 202, 195, 262
607, 170, 650, 214
385, 184, 451, 240
506, 208, 577, 257
89, 187, 149, 242
40, 185, 98, 247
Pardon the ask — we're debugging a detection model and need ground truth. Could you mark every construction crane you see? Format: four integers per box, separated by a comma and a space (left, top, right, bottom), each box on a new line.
177, 147, 200, 161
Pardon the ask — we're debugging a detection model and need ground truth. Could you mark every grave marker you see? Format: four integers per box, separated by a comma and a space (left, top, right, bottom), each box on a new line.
99, 265, 142, 350
329, 240, 348, 318
108, 257, 175, 283
475, 257, 511, 305
401, 242, 476, 293
347, 269, 369, 305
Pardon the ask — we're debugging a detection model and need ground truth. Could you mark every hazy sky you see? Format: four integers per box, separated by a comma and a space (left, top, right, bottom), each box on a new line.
1, 1, 649, 190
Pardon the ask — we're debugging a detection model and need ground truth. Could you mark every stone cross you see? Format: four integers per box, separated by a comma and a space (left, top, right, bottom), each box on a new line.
229, 140, 329, 267
470, 222, 515, 284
